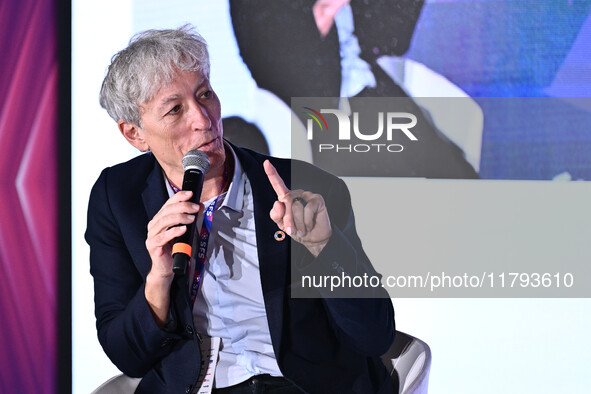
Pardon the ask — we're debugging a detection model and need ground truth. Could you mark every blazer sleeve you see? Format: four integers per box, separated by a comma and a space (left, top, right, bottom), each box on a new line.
85, 168, 181, 377
292, 167, 396, 357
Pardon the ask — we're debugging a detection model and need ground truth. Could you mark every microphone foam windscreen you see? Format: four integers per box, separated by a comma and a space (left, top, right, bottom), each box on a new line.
182, 149, 210, 173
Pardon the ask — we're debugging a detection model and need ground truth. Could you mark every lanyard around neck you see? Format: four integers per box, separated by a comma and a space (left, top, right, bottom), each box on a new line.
167, 166, 229, 308
189, 170, 228, 309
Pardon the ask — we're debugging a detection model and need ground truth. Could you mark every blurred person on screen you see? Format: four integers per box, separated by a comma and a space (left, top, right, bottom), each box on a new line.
86, 25, 396, 393
230, 0, 478, 178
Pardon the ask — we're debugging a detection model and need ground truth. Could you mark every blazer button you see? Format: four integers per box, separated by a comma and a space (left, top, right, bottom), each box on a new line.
185, 325, 194, 336
185, 384, 193, 393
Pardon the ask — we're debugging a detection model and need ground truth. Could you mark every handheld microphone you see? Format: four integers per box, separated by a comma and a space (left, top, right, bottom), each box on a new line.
172, 149, 210, 276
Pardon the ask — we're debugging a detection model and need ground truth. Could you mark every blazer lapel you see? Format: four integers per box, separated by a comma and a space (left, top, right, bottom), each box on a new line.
141, 159, 168, 222
234, 145, 289, 358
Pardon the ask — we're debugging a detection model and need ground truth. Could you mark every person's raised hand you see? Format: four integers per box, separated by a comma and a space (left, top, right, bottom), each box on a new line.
264, 160, 332, 257
144, 190, 200, 326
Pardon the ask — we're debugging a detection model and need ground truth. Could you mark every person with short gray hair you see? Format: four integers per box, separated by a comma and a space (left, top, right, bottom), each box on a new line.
99, 25, 210, 127
87, 25, 396, 394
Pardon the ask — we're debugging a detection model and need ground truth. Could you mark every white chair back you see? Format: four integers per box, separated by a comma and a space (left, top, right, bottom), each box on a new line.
381, 331, 432, 394
90, 373, 141, 394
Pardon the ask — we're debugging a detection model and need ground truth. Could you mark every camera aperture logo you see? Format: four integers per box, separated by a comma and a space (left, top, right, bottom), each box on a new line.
303, 106, 418, 153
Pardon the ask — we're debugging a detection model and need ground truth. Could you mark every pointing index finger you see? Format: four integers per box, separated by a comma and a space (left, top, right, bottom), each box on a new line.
264, 160, 290, 200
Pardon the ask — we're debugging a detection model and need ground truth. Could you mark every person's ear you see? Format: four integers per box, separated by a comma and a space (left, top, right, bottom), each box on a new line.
118, 120, 149, 151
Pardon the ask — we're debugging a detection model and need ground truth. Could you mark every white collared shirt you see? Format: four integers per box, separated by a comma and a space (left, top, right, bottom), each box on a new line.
335, 3, 377, 97
165, 147, 282, 387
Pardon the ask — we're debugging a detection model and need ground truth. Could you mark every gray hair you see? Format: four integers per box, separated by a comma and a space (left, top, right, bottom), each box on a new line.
99, 25, 210, 127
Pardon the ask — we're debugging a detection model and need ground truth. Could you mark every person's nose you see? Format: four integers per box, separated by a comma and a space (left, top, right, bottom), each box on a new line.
188, 100, 212, 131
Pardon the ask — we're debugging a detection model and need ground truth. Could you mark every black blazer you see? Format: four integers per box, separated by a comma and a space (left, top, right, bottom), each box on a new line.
86, 145, 396, 393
